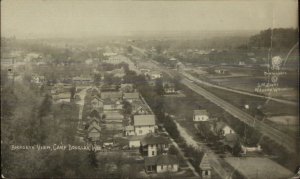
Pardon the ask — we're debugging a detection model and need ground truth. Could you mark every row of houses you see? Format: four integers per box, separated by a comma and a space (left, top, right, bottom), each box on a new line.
84, 83, 153, 142
193, 109, 234, 135
193, 109, 261, 155
115, 83, 180, 174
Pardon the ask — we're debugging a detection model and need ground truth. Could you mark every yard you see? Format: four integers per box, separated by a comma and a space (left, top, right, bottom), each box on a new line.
225, 157, 294, 179
199, 85, 298, 136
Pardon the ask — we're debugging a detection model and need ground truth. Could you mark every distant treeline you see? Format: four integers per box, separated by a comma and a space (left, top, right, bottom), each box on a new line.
132, 28, 298, 52
248, 28, 298, 50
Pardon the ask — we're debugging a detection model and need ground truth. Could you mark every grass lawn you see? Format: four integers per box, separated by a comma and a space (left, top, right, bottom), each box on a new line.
164, 85, 226, 120
201, 85, 298, 116
225, 157, 294, 179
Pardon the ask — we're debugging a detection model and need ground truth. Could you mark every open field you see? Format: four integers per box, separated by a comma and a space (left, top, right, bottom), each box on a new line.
200, 84, 299, 137
265, 116, 299, 137
163, 93, 244, 179
201, 85, 298, 117
268, 116, 298, 125
225, 157, 294, 179
190, 65, 299, 101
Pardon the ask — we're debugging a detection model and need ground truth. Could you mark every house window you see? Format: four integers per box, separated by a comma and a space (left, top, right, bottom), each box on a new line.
205, 170, 209, 175
161, 165, 163, 170
152, 151, 155, 156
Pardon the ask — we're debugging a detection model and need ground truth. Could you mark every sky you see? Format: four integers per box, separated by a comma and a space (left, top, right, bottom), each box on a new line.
1, 0, 298, 39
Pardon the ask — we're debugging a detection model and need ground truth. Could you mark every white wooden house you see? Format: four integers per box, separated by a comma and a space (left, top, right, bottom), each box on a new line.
214, 121, 235, 136
133, 115, 156, 136
145, 154, 179, 173
193, 110, 209, 122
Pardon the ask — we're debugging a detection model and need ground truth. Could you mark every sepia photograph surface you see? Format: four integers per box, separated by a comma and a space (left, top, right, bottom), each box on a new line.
1, 0, 299, 178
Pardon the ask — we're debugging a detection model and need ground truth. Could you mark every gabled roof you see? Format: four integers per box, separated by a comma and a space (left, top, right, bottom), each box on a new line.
145, 155, 178, 166
90, 86, 100, 92
90, 107, 102, 113
141, 134, 169, 145
199, 153, 211, 170
91, 95, 103, 102
88, 123, 101, 132
150, 71, 161, 75
123, 92, 139, 99
120, 83, 133, 88
104, 111, 124, 120
145, 156, 157, 166
221, 133, 239, 148
52, 93, 70, 100
131, 101, 150, 114
156, 154, 178, 165
163, 82, 175, 88
133, 115, 155, 126
215, 121, 231, 131
103, 98, 117, 105
101, 92, 122, 99
89, 108, 101, 118
125, 125, 134, 131
73, 76, 93, 81
128, 135, 145, 141
100, 84, 118, 92
87, 116, 100, 124
194, 109, 208, 116
224, 133, 238, 142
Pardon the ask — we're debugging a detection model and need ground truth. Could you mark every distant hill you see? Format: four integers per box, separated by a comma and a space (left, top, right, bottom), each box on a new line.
248, 28, 298, 50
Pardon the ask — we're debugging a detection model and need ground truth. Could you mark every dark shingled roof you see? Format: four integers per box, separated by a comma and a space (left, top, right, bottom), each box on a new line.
141, 134, 169, 145
194, 109, 208, 116
87, 116, 100, 124
199, 153, 211, 170
133, 115, 155, 126
156, 154, 178, 165
144, 156, 157, 166
221, 133, 239, 148
123, 92, 140, 99
88, 123, 101, 132
215, 121, 229, 131
145, 154, 178, 166
101, 92, 122, 99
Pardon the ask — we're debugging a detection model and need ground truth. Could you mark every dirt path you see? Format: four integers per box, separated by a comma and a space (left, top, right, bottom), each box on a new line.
174, 120, 233, 179
161, 127, 199, 177
75, 87, 89, 129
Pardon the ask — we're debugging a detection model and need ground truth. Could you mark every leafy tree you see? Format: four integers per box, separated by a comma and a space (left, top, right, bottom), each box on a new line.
155, 78, 164, 96
232, 143, 242, 157
155, 45, 162, 54
70, 85, 76, 100
38, 94, 52, 118
127, 46, 133, 53
164, 116, 180, 139
88, 150, 98, 168
123, 100, 132, 115
168, 145, 179, 155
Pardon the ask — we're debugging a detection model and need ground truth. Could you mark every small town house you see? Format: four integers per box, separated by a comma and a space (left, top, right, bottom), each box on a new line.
87, 123, 101, 142
141, 134, 170, 157
193, 110, 209, 122
144, 154, 179, 173
133, 115, 156, 136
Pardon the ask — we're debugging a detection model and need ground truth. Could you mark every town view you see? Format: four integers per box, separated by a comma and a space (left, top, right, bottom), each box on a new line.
1, 1, 299, 179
